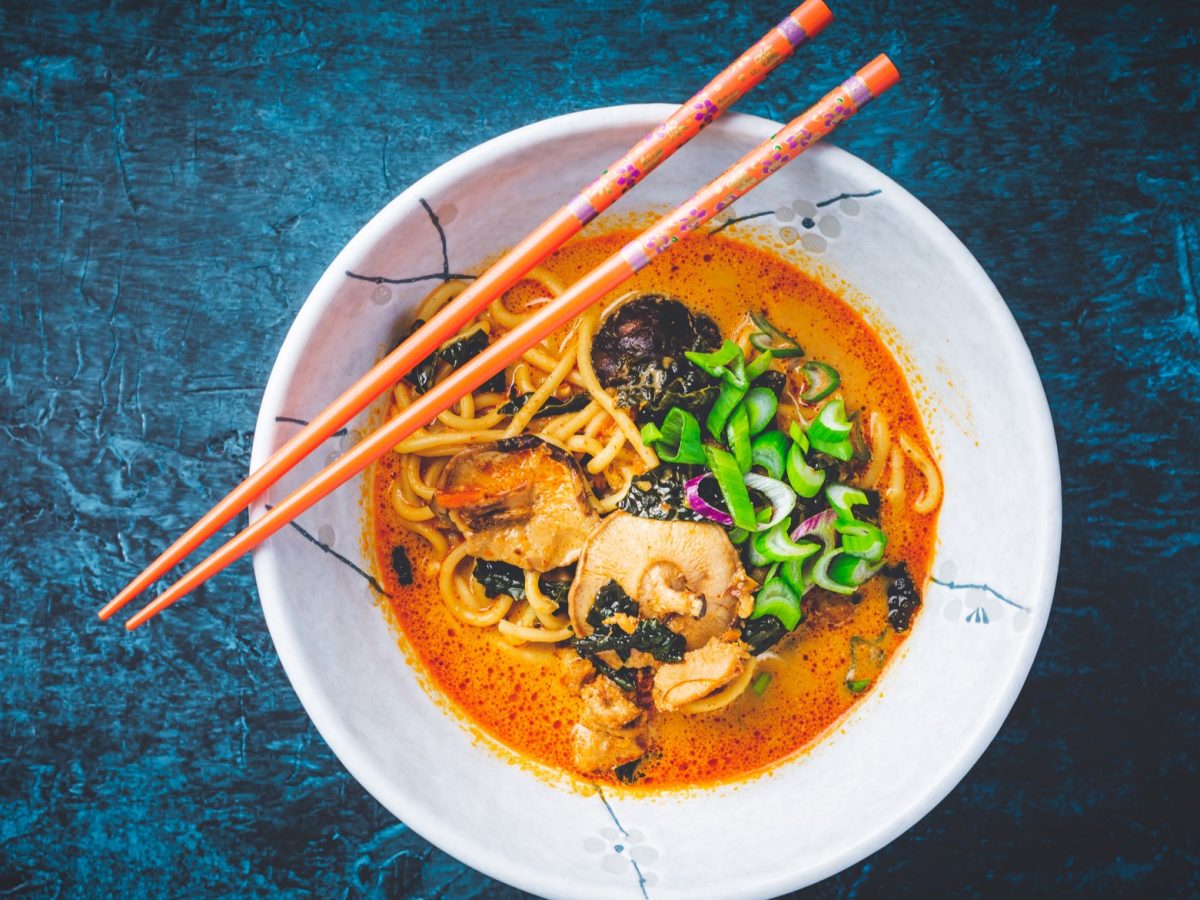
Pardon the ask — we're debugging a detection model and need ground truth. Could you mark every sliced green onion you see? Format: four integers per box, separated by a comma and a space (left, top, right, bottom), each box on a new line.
750, 577, 803, 630
799, 361, 840, 404
685, 340, 740, 378
743, 472, 797, 532
703, 445, 758, 532
826, 483, 870, 520
810, 547, 859, 595
810, 436, 854, 461
751, 672, 774, 695
837, 521, 887, 563
642, 407, 706, 464
748, 311, 804, 358
745, 348, 775, 383
788, 420, 810, 454
728, 527, 750, 545
751, 431, 789, 480
742, 386, 777, 435
780, 557, 807, 595
725, 404, 752, 472
808, 398, 852, 443
847, 678, 871, 694
786, 443, 826, 498
753, 519, 821, 564
827, 552, 884, 588
706, 381, 747, 439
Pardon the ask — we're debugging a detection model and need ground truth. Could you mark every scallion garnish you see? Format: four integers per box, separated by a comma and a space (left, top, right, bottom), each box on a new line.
847, 678, 871, 694
799, 360, 840, 404
750, 576, 803, 630
640, 407, 706, 464
786, 443, 826, 498
825, 483, 869, 520
742, 386, 778, 435
810, 436, 855, 461
808, 397, 853, 444
836, 521, 887, 563
684, 340, 740, 379
748, 312, 804, 358
706, 380, 747, 439
751, 430, 789, 480
725, 404, 753, 472
752, 518, 821, 564
751, 672, 774, 695
703, 444, 758, 532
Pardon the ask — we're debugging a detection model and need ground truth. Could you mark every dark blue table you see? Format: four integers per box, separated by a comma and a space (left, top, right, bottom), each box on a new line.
3, 1, 1197, 896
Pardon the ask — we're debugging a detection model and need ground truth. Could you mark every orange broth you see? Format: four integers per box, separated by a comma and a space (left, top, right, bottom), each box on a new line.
369, 229, 939, 789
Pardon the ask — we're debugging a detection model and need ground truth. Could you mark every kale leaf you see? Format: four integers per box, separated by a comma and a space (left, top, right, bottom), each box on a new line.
741, 614, 789, 655
630, 618, 685, 663
390, 545, 414, 586
617, 464, 707, 522
473, 559, 575, 615
497, 390, 592, 417
402, 325, 505, 395
573, 580, 685, 664
473, 558, 527, 601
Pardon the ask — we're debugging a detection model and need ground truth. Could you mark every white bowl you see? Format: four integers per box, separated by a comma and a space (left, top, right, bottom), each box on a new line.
249, 105, 1060, 898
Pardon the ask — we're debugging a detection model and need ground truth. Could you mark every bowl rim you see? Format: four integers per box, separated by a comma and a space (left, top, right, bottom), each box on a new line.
250, 103, 1061, 898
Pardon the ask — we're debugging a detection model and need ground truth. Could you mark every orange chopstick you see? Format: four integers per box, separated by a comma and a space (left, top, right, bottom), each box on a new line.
122, 56, 900, 631
98, 1, 833, 623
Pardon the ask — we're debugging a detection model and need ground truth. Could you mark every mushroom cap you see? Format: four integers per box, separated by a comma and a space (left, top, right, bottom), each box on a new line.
568, 512, 752, 650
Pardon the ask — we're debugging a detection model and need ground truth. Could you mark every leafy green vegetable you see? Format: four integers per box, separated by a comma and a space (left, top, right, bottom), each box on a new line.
573, 580, 686, 666
473, 558, 573, 613
473, 559, 527, 601
390, 545, 414, 586
586, 580, 639, 630
630, 618, 685, 663
497, 390, 592, 417
614, 758, 645, 783
590, 656, 639, 692
740, 614, 789, 655
616, 464, 706, 522
403, 326, 504, 395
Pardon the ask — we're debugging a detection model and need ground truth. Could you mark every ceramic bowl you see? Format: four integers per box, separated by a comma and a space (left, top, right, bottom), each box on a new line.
249, 105, 1060, 898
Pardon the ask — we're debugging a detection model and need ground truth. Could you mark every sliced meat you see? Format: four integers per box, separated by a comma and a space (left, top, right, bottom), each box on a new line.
652, 638, 749, 712
579, 678, 642, 732
571, 723, 644, 773
568, 512, 755, 650
435, 435, 599, 572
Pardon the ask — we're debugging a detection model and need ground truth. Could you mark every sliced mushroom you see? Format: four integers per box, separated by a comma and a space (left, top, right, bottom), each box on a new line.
568, 512, 756, 650
435, 435, 599, 572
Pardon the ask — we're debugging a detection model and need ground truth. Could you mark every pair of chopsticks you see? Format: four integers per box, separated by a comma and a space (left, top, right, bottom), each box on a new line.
99, 0, 899, 631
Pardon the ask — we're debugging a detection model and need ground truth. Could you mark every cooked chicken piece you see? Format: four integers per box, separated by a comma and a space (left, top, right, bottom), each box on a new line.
571, 722, 644, 773
559, 651, 595, 692
652, 638, 749, 712
435, 435, 599, 572
569, 513, 756, 650
595, 649, 657, 671
579, 678, 642, 732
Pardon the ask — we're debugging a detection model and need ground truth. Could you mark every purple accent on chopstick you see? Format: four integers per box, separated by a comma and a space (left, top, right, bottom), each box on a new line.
842, 75, 873, 108
620, 243, 651, 272
567, 194, 599, 225
776, 16, 808, 48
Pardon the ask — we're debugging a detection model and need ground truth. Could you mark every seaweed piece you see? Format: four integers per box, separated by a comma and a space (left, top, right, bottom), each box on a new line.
630, 618, 686, 663
473, 558, 527, 601
884, 563, 921, 631
617, 464, 706, 522
497, 390, 592, 417
614, 758, 645, 783
403, 326, 505, 395
390, 545, 414, 586
741, 614, 789, 655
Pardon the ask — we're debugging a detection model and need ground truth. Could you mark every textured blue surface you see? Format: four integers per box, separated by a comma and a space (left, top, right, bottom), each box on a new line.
2, 0, 1198, 896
